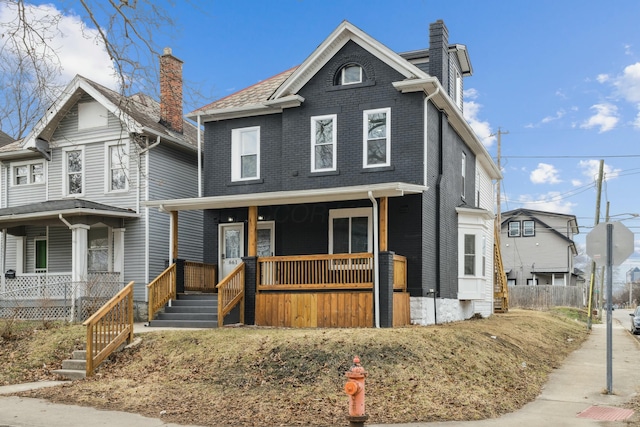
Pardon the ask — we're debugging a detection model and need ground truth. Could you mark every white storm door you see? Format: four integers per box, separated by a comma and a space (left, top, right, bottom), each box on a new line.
219, 223, 244, 278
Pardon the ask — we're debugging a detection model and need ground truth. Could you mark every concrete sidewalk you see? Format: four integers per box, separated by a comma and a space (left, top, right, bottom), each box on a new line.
0, 312, 638, 427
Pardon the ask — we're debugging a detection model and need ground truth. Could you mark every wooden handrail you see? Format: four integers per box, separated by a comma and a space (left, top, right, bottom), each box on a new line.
83, 281, 134, 377
184, 261, 217, 293
393, 254, 407, 291
257, 252, 373, 289
216, 263, 245, 325
146, 263, 176, 322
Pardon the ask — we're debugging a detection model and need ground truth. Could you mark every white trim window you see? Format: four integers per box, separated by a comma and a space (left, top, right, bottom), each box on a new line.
341, 64, 362, 85
461, 152, 466, 198
311, 114, 337, 172
12, 161, 45, 186
106, 142, 129, 192
63, 147, 84, 196
88, 227, 110, 272
464, 234, 476, 275
231, 126, 260, 181
363, 108, 390, 168
522, 220, 535, 237
328, 208, 372, 254
508, 221, 520, 237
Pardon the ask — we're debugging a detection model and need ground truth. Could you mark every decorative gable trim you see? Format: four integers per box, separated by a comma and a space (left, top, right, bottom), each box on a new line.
270, 21, 428, 101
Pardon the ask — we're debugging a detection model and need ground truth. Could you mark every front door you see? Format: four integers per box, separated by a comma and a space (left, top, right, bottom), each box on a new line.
219, 223, 244, 279
257, 221, 275, 257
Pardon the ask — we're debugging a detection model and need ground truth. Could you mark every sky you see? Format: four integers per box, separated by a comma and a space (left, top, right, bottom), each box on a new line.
3, 0, 640, 279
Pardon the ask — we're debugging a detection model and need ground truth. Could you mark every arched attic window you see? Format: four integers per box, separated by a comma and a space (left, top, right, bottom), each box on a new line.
336, 63, 363, 85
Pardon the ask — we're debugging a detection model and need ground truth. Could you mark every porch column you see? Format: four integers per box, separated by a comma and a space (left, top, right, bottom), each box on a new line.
170, 211, 178, 260
70, 224, 89, 296
248, 206, 257, 257
113, 228, 126, 276
379, 197, 388, 251
378, 251, 394, 328
241, 256, 257, 325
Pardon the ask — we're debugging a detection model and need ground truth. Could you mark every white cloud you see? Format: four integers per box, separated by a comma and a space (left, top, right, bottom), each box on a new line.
634, 109, 640, 129
580, 103, 620, 132
578, 159, 622, 182
541, 110, 566, 124
613, 62, 640, 103
571, 179, 582, 186
530, 163, 562, 184
463, 93, 495, 148
597, 74, 610, 83
0, 3, 117, 89
514, 192, 576, 214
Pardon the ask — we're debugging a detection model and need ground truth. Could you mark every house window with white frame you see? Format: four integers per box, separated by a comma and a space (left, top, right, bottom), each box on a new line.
311, 114, 337, 172
88, 227, 109, 272
508, 221, 520, 237
231, 126, 260, 181
522, 220, 535, 237
464, 234, 476, 275
64, 148, 84, 196
13, 161, 44, 186
461, 152, 466, 198
107, 143, 128, 192
363, 108, 390, 167
329, 208, 372, 254
340, 64, 362, 85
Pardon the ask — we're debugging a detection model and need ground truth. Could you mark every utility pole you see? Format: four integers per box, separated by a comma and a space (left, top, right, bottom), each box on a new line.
587, 159, 605, 330
493, 128, 509, 226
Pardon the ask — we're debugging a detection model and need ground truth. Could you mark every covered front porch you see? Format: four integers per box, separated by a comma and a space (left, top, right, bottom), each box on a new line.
147, 182, 424, 328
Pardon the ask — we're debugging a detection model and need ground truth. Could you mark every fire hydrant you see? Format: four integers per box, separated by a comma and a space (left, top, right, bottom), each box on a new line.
344, 356, 368, 426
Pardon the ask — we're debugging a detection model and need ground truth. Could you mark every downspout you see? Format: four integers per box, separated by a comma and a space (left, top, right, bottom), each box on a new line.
137, 135, 160, 299
137, 136, 161, 214
197, 114, 202, 197
435, 110, 443, 302
368, 191, 380, 328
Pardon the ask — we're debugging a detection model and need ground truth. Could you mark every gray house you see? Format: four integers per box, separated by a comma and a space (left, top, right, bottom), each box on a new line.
0, 49, 203, 317
148, 20, 501, 327
500, 208, 579, 286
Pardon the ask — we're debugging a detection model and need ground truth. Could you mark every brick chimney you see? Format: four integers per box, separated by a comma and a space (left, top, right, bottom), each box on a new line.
160, 47, 183, 133
429, 20, 450, 94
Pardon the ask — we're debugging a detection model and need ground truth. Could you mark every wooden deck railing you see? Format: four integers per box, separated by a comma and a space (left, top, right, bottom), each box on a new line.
217, 262, 245, 325
257, 253, 373, 290
146, 263, 176, 322
393, 255, 407, 291
83, 281, 134, 377
184, 261, 217, 292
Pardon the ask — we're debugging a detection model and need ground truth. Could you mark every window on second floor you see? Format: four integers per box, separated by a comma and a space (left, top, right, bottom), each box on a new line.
522, 220, 535, 237
340, 64, 362, 85
311, 114, 337, 172
63, 147, 84, 196
461, 152, 466, 198
231, 127, 260, 181
13, 161, 44, 186
363, 108, 390, 168
107, 143, 128, 192
508, 221, 520, 237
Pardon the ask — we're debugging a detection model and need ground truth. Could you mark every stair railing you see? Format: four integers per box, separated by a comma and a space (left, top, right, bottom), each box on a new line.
216, 262, 245, 325
83, 281, 134, 376
147, 263, 176, 322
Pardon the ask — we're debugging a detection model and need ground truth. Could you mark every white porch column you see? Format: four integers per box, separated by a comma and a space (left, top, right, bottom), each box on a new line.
15, 236, 25, 274
113, 228, 126, 276
71, 224, 89, 296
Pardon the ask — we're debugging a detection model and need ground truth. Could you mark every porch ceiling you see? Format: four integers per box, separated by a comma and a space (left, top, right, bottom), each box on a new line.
145, 182, 427, 212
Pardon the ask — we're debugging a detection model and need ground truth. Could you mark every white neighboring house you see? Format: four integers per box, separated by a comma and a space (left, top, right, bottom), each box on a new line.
0, 49, 202, 318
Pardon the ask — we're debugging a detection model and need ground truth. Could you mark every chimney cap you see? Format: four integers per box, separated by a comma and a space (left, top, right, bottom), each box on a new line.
163, 47, 173, 56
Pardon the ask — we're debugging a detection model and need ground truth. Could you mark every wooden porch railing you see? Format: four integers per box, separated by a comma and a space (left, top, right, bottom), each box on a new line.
217, 262, 245, 325
83, 281, 134, 377
257, 253, 374, 290
184, 261, 217, 293
393, 255, 407, 291
146, 263, 176, 322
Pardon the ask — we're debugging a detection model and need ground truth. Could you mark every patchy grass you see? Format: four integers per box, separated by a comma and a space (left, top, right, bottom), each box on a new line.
5, 310, 588, 426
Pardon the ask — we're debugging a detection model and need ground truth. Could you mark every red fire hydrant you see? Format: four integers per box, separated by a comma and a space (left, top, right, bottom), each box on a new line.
344, 356, 368, 426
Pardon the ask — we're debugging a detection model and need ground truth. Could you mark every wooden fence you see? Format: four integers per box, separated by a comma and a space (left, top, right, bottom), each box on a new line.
508, 285, 586, 310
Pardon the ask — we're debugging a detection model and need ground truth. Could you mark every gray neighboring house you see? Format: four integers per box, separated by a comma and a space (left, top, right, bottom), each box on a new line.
500, 208, 579, 286
0, 130, 13, 147
0, 49, 202, 313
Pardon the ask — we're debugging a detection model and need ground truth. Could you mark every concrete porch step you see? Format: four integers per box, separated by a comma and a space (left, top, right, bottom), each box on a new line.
52, 368, 86, 380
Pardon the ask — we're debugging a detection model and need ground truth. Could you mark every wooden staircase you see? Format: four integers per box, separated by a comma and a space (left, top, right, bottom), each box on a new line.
148, 293, 218, 328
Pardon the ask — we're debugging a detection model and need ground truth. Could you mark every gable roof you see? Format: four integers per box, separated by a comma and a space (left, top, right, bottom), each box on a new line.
501, 208, 580, 237
19, 75, 197, 156
0, 129, 13, 147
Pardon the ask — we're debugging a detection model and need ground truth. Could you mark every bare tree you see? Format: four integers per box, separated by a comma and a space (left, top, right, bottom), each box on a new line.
0, 0, 178, 139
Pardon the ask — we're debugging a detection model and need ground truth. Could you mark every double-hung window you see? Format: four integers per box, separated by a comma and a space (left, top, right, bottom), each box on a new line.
508, 221, 520, 237
363, 108, 390, 168
461, 152, 466, 198
231, 127, 260, 181
13, 161, 44, 186
107, 143, 128, 192
464, 234, 476, 275
63, 147, 84, 196
522, 220, 535, 236
329, 208, 372, 254
311, 114, 337, 172
88, 227, 109, 272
